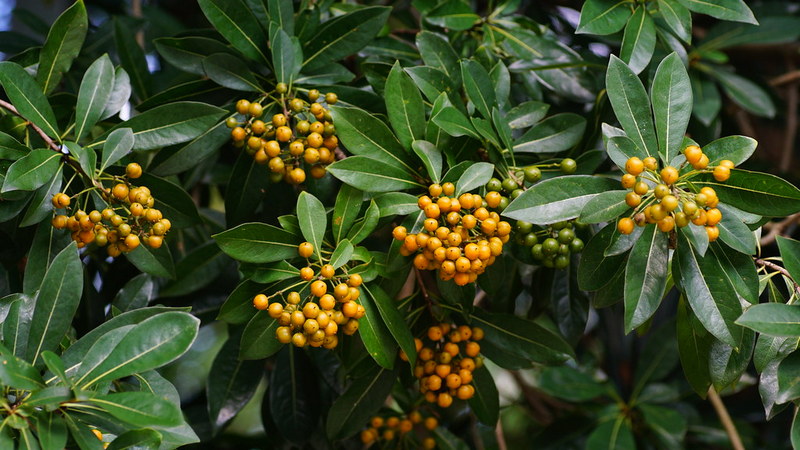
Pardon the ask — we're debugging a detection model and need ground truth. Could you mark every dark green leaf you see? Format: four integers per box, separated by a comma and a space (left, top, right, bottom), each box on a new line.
296, 191, 326, 259
240, 311, 281, 360
579, 190, 629, 224
325, 363, 395, 439
269, 0, 294, 35
461, 59, 495, 119
112, 273, 156, 313
0, 343, 44, 390
455, 162, 493, 195
89, 392, 182, 428
506, 101, 549, 129
203, 53, 262, 92
606, 135, 648, 169
578, 224, 627, 291
677, 297, 712, 396
36, 0, 87, 95
75, 54, 114, 141
651, 53, 692, 164
101, 67, 132, 120
2, 149, 60, 194
514, 113, 586, 154
374, 192, 418, 217
99, 128, 134, 173
701, 135, 757, 166
327, 156, 423, 192
539, 366, 606, 402
329, 239, 354, 269
151, 121, 230, 176
126, 244, 175, 279
675, 0, 756, 24
208, 334, 263, 431
272, 29, 300, 85
0, 62, 59, 138
778, 236, 800, 284
269, 347, 319, 444
709, 327, 755, 390
3, 294, 36, 358
213, 222, 299, 264
586, 416, 635, 449
639, 404, 688, 448
432, 104, 481, 140
22, 214, 70, 294
386, 62, 425, 150
659, 0, 692, 42
416, 31, 461, 85
364, 284, 416, 366
620, 6, 656, 74
154, 37, 233, 76
225, 152, 269, 226
358, 285, 397, 369
332, 184, 362, 243
708, 69, 774, 117
691, 75, 721, 126
469, 366, 499, 425
624, 225, 668, 332
412, 140, 442, 183
737, 303, 800, 337
302, 7, 390, 69
34, 413, 67, 450
161, 242, 228, 297
692, 169, 800, 217
504, 176, 619, 225
106, 429, 162, 450
330, 106, 414, 173
577, 0, 633, 35
113, 18, 150, 100
426, 0, 480, 31
605, 55, 657, 157
198, 0, 269, 63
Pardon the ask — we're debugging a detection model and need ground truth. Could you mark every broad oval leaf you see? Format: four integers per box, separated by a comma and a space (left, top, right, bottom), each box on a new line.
579, 190, 629, 224
386, 62, 425, 150
303, 6, 390, 69
605, 55, 657, 157
692, 169, 800, 217
620, 6, 656, 74
624, 225, 669, 332
329, 106, 414, 173
36, 0, 87, 95
461, 59, 495, 119
89, 392, 183, 428
737, 304, 800, 337
412, 140, 442, 183
702, 135, 757, 166
577, 0, 633, 35
99, 128, 134, 172
213, 222, 300, 264
325, 363, 395, 440
207, 335, 263, 431
203, 53, 262, 92
513, 113, 586, 154
0, 61, 60, 138
455, 162, 494, 195
296, 191, 327, 259
198, 0, 269, 64
327, 156, 423, 192
2, 149, 60, 193
651, 53, 692, 164
504, 175, 619, 225
75, 54, 114, 141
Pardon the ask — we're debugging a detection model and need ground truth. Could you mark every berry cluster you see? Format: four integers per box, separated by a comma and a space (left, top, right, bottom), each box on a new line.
393, 183, 511, 286
516, 220, 585, 269
252, 242, 364, 350
227, 88, 339, 184
484, 158, 577, 210
360, 412, 439, 449
616, 146, 732, 242
406, 324, 484, 408
50, 163, 171, 256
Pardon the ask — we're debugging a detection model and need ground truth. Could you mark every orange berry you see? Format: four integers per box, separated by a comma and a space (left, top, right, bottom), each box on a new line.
625, 157, 644, 175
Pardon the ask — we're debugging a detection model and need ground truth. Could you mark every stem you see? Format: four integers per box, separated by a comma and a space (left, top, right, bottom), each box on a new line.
754, 258, 800, 297
707, 387, 745, 450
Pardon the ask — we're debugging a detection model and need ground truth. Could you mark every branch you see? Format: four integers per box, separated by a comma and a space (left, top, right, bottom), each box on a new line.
770, 70, 800, 87
707, 387, 745, 450
0, 99, 61, 152
754, 257, 800, 297
781, 55, 797, 172
760, 213, 800, 247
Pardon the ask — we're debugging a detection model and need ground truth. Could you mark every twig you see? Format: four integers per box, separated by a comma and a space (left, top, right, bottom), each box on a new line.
495, 418, 508, 450
414, 267, 431, 303
707, 387, 745, 450
754, 257, 800, 297
781, 55, 797, 172
760, 213, 800, 246
770, 70, 800, 87
733, 107, 757, 140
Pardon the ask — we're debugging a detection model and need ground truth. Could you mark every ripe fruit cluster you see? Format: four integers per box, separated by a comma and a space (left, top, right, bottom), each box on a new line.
50, 163, 171, 256
252, 242, 365, 350
227, 88, 340, 185
516, 220, 585, 269
360, 412, 439, 449
392, 183, 511, 286
406, 323, 484, 408
616, 146, 733, 242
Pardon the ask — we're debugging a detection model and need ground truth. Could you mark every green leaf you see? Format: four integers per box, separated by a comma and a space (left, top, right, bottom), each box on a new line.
75, 54, 115, 141
620, 6, 656, 74
207, 335, 263, 431
692, 169, 800, 217
151, 121, 231, 176
624, 225, 669, 332
639, 404, 688, 448
91, 102, 227, 151
675, 233, 743, 347
691, 76, 721, 126
659, 0, 692, 42
513, 113, 586, 153
709, 327, 754, 390
296, 192, 326, 262
329, 239, 354, 269
269, 347, 319, 444
25, 242, 82, 366
416, 31, 461, 85
777, 351, 800, 404
203, 53, 262, 92
675, 0, 757, 24
606, 135, 648, 169
538, 366, 607, 401
0, 343, 44, 390
269, 0, 294, 35
198, 0, 269, 63
506, 101, 549, 129
106, 429, 162, 450
332, 184, 362, 243
432, 426, 470, 450
405, 66, 457, 104
364, 284, 416, 367
18, 166, 62, 227
302, 6, 390, 69
113, 18, 150, 101
161, 242, 229, 298
272, 29, 300, 85
432, 105, 481, 140
136, 173, 201, 228
154, 36, 233, 76
224, 152, 269, 226
504, 176, 619, 225
580, 190, 629, 224
471, 309, 574, 367
708, 69, 775, 118
778, 236, 800, 284
34, 413, 67, 450
214, 222, 299, 264
651, 53, 692, 164
89, 392, 182, 428
3, 294, 36, 358
605, 55, 657, 157
0, 61, 60, 138
461, 60, 495, 119
412, 140, 442, 183
577, 0, 632, 35
715, 204, 756, 254
702, 135, 757, 166
586, 416, 635, 449
63, 142, 94, 178
112, 273, 155, 314
36, 0, 87, 95
357, 283, 397, 369
240, 311, 281, 360
325, 363, 396, 439
386, 62, 425, 150
469, 366, 499, 425
77, 311, 199, 387
374, 192, 419, 217
737, 304, 800, 337
347, 200, 379, 246
99, 128, 134, 173
126, 244, 176, 279
426, 0, 480, 31
329, 106, 414, 173
578, 224, 628, 291
101, 67, 132, 120
677, 297, 712, 396
455, 162, 494, 195
327, 156, 423, 192
0, 131, 29, 160
27, 385, 71, 408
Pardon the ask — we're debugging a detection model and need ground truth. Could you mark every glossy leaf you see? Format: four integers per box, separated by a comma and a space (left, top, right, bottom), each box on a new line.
207, 335, 263, 431
675, 0, 756, 24
0, 61, 60, 138
412, 140, 443, 183
346, 200, 379, 245
326, 363, 395, 439
586, 416, 636, 449
36, 0, 87, 94
624, 225, 669, 332
332, 184, 362, 243
659, 0, 692, 42
99, 128, 134, 173
513, 113, 586, 154
605, 55, 657, 157
577, 0, 632, 35
272, 29, 300, 85
125, 244, 176, 279
455, 162, 493, 196
620, 6, 656, 74
198, 0, 270, 63
101, 67, 132, 120
504, 176, 619, 225
75, 54, 114, 141
737, 304, 800, 337
416, 31, 461, 85
296, 192, 326, 260
106, 429, 162, 450
154, 36, 233, 76
461, 59, 495, 119
651, 53, 692, 164
579, 190, 629, 224
203, 53, 262, 91
386, 62, 425, 150
329, 106, 414, 173
426, 0, 479, 31
358, 283, 397, 369
302, 7, 390, 69
327, 156, 423, 192
89, 392, 183, 428
269, 347, 320, 444
693, 169, 800, 217
213, 222, 299, 264
364, 284, 417, 366
240, 311, 281, 360
113, 18, 150, 100
578, 224, 628, 291
701, 135, 757, 166
709, 69, 775, 118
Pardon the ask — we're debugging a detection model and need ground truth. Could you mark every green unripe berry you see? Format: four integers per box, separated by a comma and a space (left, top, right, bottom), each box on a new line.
557, 228, 575, 244
560, 158, 577, 174
523, 232, 538, 247
569, 238, 584, 253
554, 255, 570, 269
531, 244, 544, 260
523, 166, 542, 183
276, 82, 288, 94
542, 238, 559, 255
516, 221, 533, 234
486, 178, 502, 192
501, 178, 518, 193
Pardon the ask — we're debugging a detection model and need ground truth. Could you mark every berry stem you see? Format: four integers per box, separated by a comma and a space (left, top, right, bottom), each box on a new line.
754, 257, 800, 297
